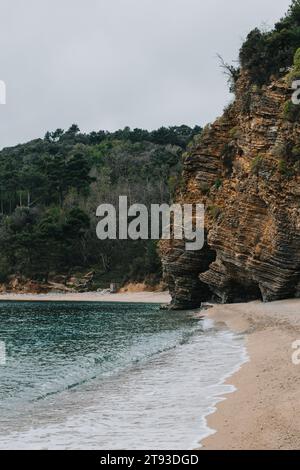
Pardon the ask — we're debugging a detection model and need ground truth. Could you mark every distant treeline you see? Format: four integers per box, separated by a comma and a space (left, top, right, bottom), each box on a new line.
0, 124, 201, 287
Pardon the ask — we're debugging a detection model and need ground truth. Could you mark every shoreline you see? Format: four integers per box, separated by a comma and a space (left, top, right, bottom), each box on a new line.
200, 299, 300, 450
0, 291, 171, 304
195, 336, 249, 449
1, 292, 299, 449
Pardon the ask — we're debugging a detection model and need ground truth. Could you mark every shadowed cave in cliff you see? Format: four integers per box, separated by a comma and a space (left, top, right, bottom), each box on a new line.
209, 278, 263, 304
163, 241, 267, 309
197, 249, 264, 305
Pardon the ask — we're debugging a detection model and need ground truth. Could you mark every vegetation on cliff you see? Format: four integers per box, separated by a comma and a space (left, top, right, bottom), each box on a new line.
240, 0, 300, 85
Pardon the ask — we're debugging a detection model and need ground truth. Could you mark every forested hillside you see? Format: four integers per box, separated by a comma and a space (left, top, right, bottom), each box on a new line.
0, 124, 201, 291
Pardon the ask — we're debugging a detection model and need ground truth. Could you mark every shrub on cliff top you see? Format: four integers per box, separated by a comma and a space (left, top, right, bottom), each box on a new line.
240, 1, 300, 85
294, 47, 300, 68
287, 47, 300, 82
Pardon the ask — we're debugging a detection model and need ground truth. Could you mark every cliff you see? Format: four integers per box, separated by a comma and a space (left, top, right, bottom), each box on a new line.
161, 71, 300, 308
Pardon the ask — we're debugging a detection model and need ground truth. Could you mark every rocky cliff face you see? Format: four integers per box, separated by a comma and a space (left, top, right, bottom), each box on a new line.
161, 72, 300, 309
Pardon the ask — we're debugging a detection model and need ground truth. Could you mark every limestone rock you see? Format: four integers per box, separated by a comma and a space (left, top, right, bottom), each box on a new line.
161, 72, 300, 308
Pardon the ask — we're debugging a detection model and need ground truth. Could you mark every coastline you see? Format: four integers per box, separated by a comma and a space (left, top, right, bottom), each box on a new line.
2, 291, 300, 449
0, 291, 171, 304
201, 299, 300, 450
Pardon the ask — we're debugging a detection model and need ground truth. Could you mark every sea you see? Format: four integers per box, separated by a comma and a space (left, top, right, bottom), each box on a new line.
0, 301, 248, 450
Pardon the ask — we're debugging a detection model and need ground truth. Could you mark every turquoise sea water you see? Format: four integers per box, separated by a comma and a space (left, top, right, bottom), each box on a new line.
0, 301, 247, 449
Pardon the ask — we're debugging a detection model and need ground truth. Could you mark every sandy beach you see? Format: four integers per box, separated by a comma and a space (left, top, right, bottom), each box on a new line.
201, 299, 300, 450
1, 290, 299, 449
0, 291, 171, 304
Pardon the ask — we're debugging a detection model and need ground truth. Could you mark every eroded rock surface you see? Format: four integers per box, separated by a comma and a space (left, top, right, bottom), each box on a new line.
161, 73, 300, 308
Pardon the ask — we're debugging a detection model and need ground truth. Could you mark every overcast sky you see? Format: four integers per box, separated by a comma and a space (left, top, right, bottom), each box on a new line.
0, 0, 292, 149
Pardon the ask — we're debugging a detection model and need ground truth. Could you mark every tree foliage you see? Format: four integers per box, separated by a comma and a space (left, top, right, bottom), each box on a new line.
0, 124, 201, 287
239, 1, 300, 85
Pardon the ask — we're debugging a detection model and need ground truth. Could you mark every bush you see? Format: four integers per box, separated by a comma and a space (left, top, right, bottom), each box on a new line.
287, 47, 300, 83
229, 126, 242, 139
199, 182, 210, 195
278, 159, 288, 175
277, 159, 296, 177
283, 100, 300, 121
239, 2, 300, 85
251, 155, 264, 174
207, 205, 222, 220
292, 145, 300, 158
214, 179, 223, 190
294, 47, 300, 68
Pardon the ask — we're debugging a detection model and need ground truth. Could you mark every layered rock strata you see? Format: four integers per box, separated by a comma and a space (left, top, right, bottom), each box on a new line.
161, 73, 300, 308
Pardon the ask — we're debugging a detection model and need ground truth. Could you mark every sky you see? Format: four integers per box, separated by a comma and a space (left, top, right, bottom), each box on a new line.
0, 0, 292, 149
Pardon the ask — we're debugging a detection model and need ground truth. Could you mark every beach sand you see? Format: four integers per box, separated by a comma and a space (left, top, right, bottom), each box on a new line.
1, 290, 299, 449
201, 299, 300, 450
0, 291, 171, 304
